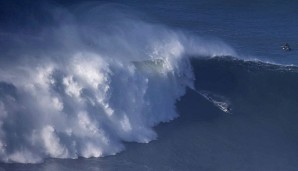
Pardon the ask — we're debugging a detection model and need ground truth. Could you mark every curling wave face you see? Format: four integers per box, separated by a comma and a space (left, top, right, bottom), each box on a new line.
0, 4, 236, 163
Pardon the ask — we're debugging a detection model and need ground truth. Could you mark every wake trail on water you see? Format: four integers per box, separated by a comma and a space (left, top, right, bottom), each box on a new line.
0, 3, 236, 163
193, 89, 232, 114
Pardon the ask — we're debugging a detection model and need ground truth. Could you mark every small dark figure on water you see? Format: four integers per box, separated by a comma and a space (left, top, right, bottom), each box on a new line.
281, 43, 291, 52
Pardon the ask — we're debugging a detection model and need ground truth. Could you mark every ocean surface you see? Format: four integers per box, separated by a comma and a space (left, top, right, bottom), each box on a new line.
0, 0, 298, 170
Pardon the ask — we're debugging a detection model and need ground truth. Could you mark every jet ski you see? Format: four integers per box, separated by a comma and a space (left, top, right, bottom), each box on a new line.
281, 43, 291, 52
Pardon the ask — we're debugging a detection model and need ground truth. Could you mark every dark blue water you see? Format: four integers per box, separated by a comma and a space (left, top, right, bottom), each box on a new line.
1, 0, 298, 170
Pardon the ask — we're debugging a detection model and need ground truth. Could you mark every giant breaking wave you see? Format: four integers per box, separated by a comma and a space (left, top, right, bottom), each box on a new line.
0, 3, 236, 163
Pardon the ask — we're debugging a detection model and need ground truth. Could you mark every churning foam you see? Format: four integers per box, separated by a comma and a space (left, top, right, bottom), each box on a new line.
0, 3, 235, 163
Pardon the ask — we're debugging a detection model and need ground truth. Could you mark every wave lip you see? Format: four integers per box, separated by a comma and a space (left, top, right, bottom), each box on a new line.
0, 3, 239, 163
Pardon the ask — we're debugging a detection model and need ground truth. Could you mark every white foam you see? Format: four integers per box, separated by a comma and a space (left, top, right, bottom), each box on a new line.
0, 3, 236, 163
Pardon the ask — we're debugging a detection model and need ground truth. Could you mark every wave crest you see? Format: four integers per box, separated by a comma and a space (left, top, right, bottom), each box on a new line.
0, 3, 235, 163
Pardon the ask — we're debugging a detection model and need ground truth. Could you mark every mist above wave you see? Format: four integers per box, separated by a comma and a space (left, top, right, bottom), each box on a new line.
0, 3, 235, 163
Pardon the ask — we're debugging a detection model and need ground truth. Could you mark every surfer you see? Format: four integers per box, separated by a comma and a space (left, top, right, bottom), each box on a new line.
281, 43, 291, 52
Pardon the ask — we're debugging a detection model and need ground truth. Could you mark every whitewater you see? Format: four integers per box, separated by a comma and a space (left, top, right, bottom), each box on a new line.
0, 4, 237, 163
2, 2, 298, 170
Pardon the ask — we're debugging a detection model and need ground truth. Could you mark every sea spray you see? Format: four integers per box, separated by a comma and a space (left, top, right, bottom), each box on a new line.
0, 3, 235, 163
